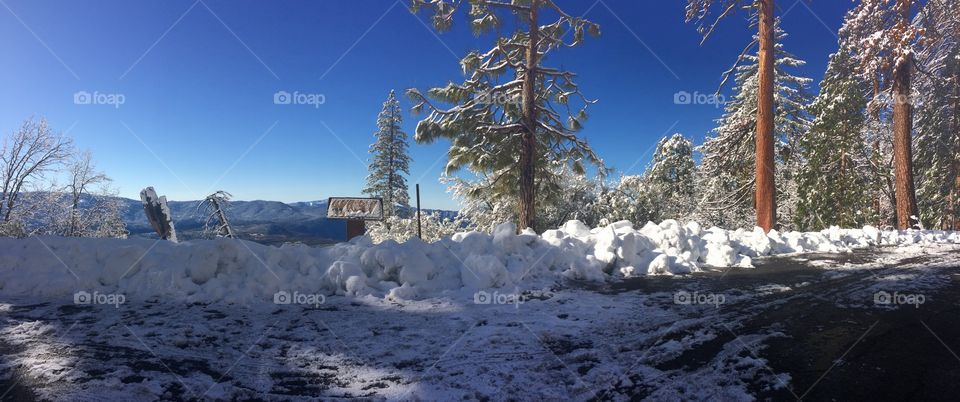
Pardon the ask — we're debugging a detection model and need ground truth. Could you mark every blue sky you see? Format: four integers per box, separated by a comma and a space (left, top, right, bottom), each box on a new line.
0, 0, 854, 210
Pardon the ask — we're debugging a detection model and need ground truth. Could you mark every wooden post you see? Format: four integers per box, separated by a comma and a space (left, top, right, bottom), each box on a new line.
140, 187, 178, 242
416, 184, 422, 239
346, 220, 366, 241
755, 0, 776, 232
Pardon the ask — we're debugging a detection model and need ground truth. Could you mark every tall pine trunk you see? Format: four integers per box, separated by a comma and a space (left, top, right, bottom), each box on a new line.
518, 0, 539, 231
953, 69, 960, 229
892, 0, 918, 229
755, 0, 777, 231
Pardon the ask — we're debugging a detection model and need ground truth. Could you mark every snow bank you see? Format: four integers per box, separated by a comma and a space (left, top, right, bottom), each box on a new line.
1, 221, 958, 303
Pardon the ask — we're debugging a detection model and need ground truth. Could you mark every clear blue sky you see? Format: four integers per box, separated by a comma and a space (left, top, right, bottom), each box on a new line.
0, 0, 854, 210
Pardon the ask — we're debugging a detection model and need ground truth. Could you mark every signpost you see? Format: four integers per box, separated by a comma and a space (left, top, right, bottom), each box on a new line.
416, 184, 422, 239
326, 197, 384, 240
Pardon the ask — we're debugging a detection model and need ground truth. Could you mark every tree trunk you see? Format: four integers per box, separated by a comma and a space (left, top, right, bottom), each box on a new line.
518, 0, 539, 232
892, 0, 918, 229
953, 69, 960, 230
388, 106, 395, 218
755, 0, 776, 232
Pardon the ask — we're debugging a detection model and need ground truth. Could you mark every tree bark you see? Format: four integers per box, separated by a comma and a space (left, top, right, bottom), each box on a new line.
518, 0, 539, 232
892, 0, 919, 229
755, 0, 776, 232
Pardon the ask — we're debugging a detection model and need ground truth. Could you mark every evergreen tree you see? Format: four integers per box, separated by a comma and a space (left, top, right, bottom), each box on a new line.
686, 0, 779, 231
409, 0, 603, 231
697, 23, 812, 229
592, 175, 657, 226
363, 90, 411, 217
914, 0, 960, 229
645, 133, 696, 222
841, 0, 926, 228
795, 48, 874, 230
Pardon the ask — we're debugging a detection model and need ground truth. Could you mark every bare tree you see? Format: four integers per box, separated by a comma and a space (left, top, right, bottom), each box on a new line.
0, 117, 74, 224
65, 150, 110, 236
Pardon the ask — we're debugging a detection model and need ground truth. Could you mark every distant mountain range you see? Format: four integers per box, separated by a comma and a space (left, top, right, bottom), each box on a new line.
119, 197, 456, 245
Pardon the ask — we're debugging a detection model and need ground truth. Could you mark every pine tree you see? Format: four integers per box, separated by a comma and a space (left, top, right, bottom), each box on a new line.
697, 23, 812, 229
363, 90, 411, 217
841, 0, 926, 229
795, 47, 874, 230
686, 0, 779, 231
914, 0, 960, 229
645, 133, 696, 222
409, 0, 603, 231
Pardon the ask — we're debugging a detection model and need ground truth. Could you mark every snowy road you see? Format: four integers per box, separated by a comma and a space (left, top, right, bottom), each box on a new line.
2, 246, 960, 401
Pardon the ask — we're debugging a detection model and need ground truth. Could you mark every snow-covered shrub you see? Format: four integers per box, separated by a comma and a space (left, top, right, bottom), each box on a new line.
367, 212, 467, 243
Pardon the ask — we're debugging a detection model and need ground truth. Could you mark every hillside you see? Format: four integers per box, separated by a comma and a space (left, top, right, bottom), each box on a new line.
120, 197, 456, 245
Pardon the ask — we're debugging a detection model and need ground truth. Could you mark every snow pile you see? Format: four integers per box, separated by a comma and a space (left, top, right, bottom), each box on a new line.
1, 220, 958, 303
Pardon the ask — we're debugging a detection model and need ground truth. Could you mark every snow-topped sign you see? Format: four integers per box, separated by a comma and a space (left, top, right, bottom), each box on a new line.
326, 197, 384, 221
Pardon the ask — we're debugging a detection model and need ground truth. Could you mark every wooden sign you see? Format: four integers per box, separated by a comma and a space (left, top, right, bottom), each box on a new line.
326, 197, 384, 221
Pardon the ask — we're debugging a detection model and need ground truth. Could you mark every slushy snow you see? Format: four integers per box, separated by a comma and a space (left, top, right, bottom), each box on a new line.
1, 220, 958, 303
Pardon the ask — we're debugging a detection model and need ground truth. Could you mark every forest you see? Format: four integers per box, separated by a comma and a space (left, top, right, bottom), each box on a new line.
362, 0, 960, 242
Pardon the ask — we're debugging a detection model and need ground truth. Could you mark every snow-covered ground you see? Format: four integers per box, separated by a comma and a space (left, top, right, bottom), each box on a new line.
2, 221, 960, 400
2, 244, 959, 400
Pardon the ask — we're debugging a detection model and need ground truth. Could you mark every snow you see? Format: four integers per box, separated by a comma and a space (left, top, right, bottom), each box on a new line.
1, 220, 959, 304
1, 232, 958, 400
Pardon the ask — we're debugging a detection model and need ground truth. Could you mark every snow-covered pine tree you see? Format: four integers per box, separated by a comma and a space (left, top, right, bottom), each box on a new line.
592, 175, 656, 226
841, 0, 926, 229
645, 133, 696, 222
697, 23, 812, 229
409, 0, 604, 232
914, 0, 960, 229
795, 46, 874, 230
686, 0, 779, 231
363, 90, 412, 218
